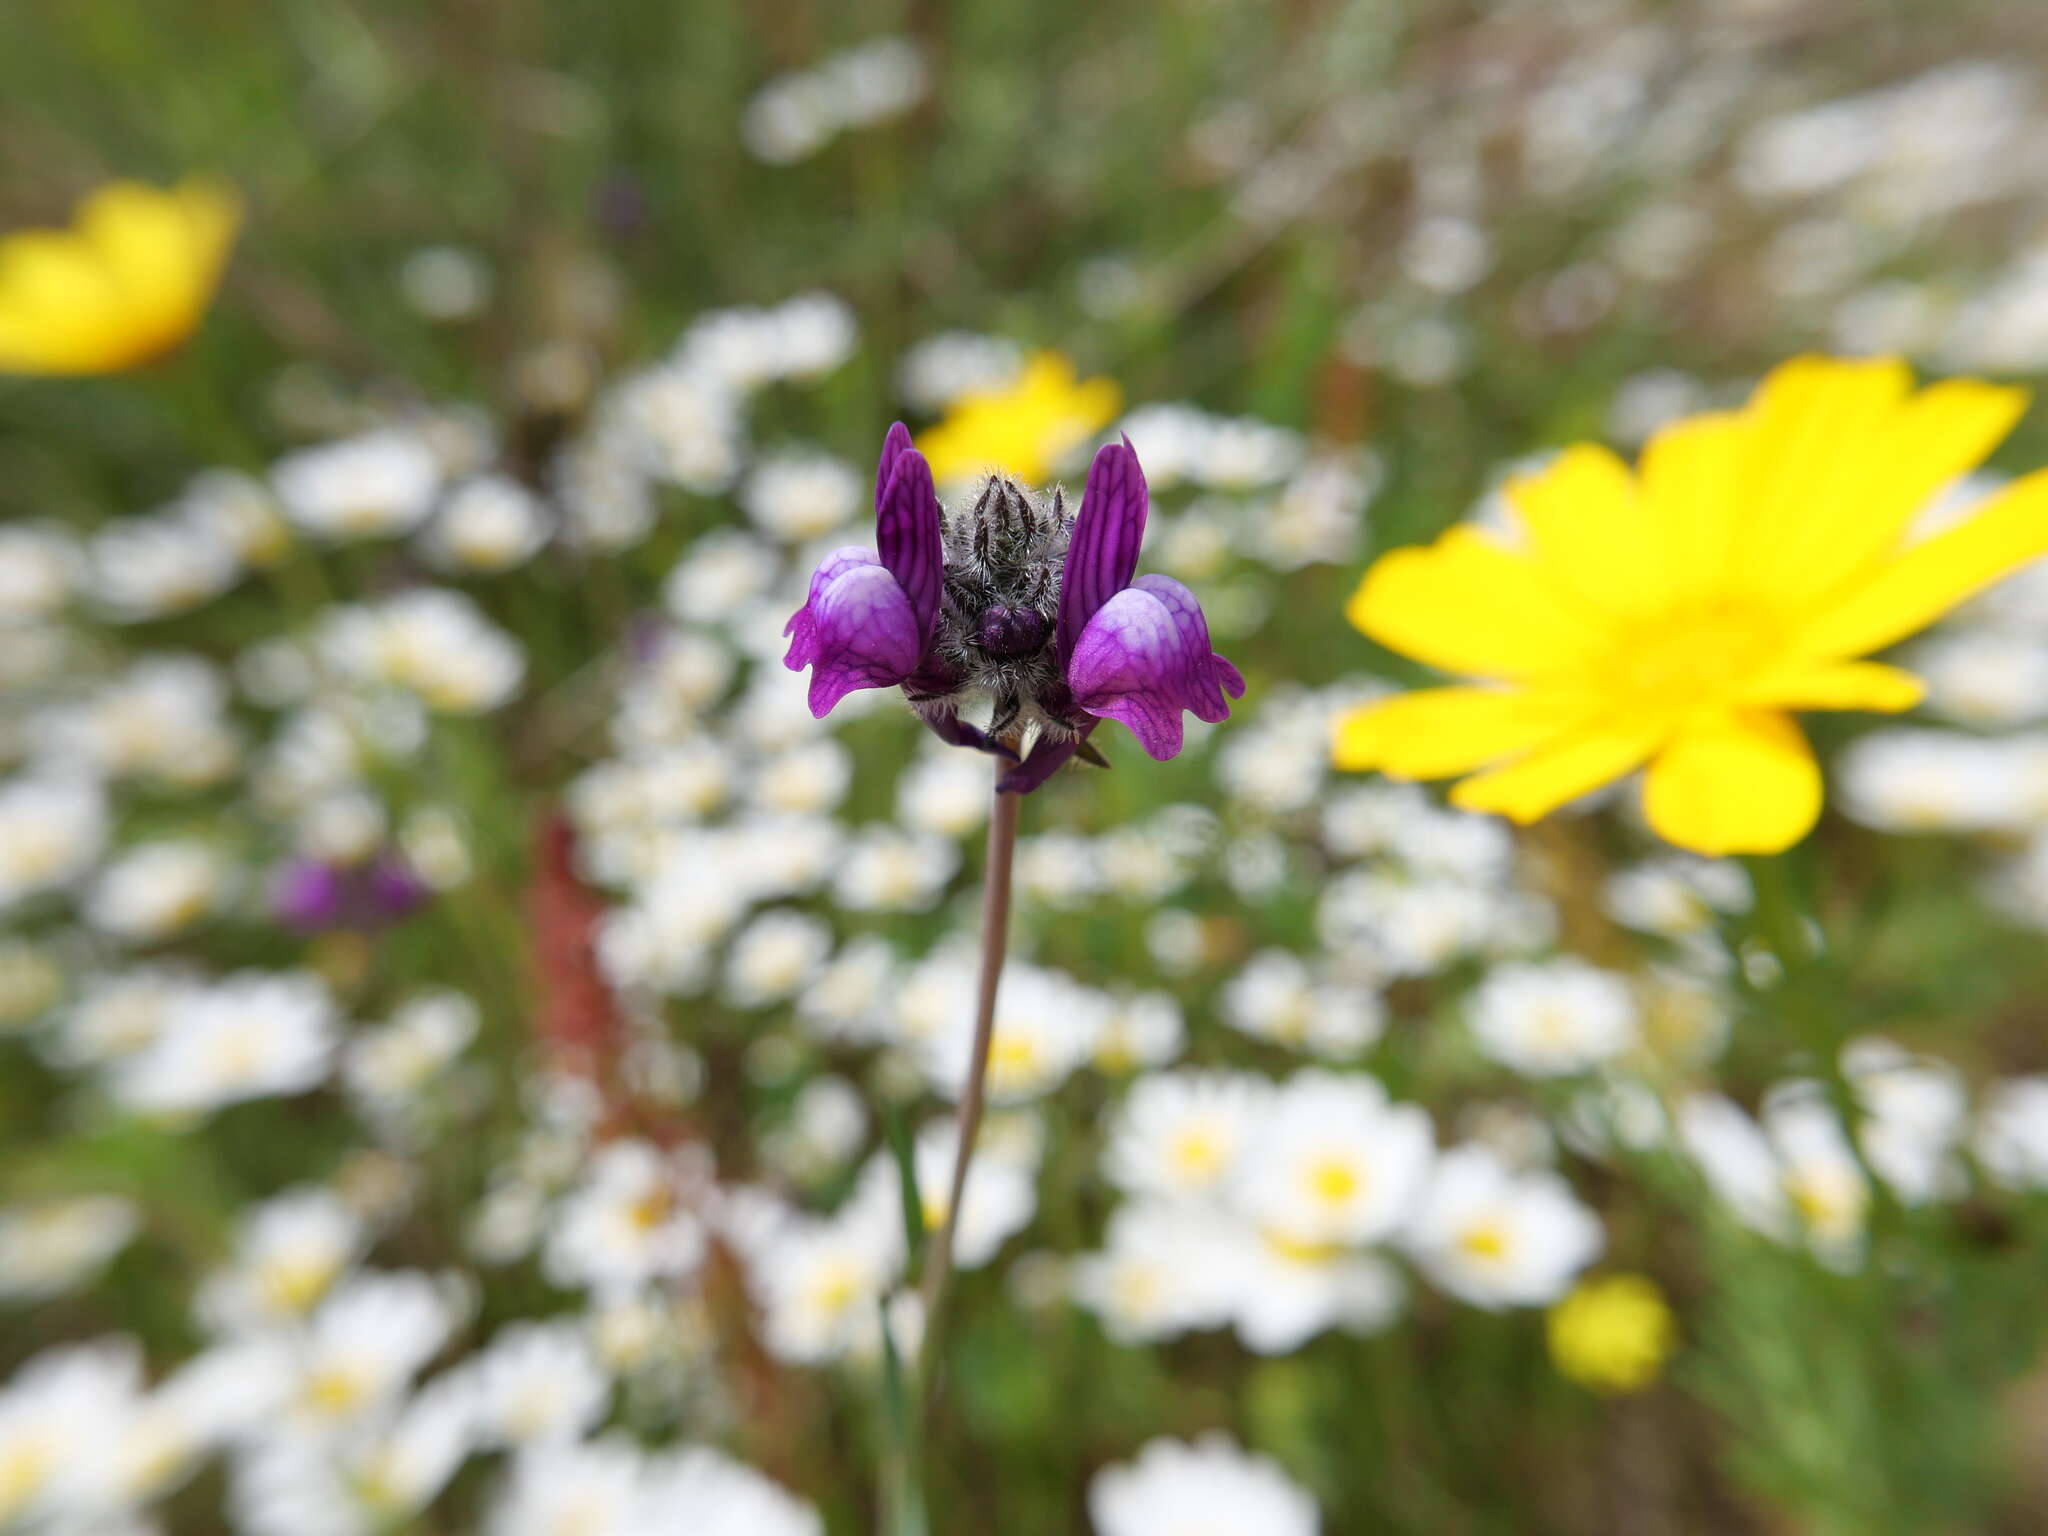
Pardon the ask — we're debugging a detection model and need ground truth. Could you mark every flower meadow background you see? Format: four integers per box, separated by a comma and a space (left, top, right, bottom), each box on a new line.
13, 1, 2048, 1532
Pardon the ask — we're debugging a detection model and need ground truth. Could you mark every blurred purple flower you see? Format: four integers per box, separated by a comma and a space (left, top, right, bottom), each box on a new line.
272, 853, 431, 933
784, 423, 1243, 792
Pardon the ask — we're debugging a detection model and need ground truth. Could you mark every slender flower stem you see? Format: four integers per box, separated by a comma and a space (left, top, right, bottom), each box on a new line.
918, 774, 1022, 1357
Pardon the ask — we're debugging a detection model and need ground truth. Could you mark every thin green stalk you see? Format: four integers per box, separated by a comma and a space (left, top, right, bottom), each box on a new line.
917, 774, 1023, 1367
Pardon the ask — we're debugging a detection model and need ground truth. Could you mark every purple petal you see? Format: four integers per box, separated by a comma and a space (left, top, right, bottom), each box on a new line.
784, 547, 883, 672
365, 856, 432, 922
875, 421, 914, 506
1056, 437, 1147, 665
915, 705, 1019, 760
272, 859, 346, 932
877, 448, 943, 641
800, 563, 925, 717
1128, 575, 1246, 720
1066, 578, 1245, 760
999, 723, 1097, 794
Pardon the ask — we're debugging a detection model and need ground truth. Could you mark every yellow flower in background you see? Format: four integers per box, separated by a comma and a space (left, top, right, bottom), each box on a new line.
0, 178, 241, 375
1334, 356, 2048, 855
917, 350, 1121, 486
1546, 1273, 1675, 1394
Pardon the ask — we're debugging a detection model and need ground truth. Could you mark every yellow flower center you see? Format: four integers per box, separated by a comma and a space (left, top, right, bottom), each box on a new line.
987, 1029, 1041, 1093
303, 1364, 372, 1418
1111, 1264, 1164, 1316
1305, 1156, 1363, 1207
1168, 1126, 1226, 1183
1262, 1229, 1345, 1266
1784, 1168, 1865, 1240
626, 1187, 674, 1233
211, 1026, 262, 1083
807, 1259, 863, 1320
259, 1254, 340, 1314
1457, 1219, 1514, 1263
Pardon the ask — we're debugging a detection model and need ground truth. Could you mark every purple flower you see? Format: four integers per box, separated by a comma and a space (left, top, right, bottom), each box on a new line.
272, 853, 431, 933
784, 423, 1244, 792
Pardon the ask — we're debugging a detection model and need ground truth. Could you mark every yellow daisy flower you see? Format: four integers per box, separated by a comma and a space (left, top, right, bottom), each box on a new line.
0, 178, 241, 376
1546, 1273, 1676, 1394
917, 350, 1121, 487
1333, 356, 2048, 855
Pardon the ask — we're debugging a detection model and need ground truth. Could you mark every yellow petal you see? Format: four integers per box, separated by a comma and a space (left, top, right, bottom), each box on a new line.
1348, 527, 1608, 682
1738, 660, 1925, 713
1759, 372, 2027, 609
0, 178, 238, 375
85, 179, 239, 331
1507, 445, 1670, 617
1448, 722, 1665, 824
1330, 687, 1586, 778
0, 231, 126, 372
1786, 467, 2048, 663
1642, 712, 1822, 855
1637, 410, 1753, 605
1731, 356, 1914, 606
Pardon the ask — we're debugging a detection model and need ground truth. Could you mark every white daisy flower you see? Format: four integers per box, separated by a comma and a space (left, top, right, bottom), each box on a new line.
1105, 1070, 1271, 1204
0, 1196, 138, 1302
273, 428, 443, 542
198, 1186, 367, 1328
1231, 1071, 1434, 1249
113, 971, 338, 1118
917, 961, 1109, 1104
1220, 950, 1384, 1058
795, 936, 898, 1044
831, 827, 960, 913
420, 474, 550, 572
0, 524, 80, 625
1093, 992, 1185, 1074
1678, 1090, 1870, 1270
318, 588, 524, 714
1070, 1202, 1242, 1344
87, 512, 240, 620
664, 528, 782, 625
544, 1141, 707, 1296
723, 909, 834, 1008
1090, 1433, 1319, 1536
1468, 958, 1639, 1079
0, 774, 106, 911
1404, 1144, 1603, 1308
84, 839, 233, 943
646, 1445, 825, 1536
1224, 1235, 1404, 1354
466, 1319, 611, 1448
1976, 1076, 2048, 1190
741, 450, 862, 543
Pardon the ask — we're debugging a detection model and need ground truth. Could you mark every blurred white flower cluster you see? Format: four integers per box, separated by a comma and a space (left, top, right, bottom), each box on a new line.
742, 38, 928, 165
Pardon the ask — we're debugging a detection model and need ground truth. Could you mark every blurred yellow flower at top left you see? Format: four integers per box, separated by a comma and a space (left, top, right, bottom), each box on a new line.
0, 178, 240, 376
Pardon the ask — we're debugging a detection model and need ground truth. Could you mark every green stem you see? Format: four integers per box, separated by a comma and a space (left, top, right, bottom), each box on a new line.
917, 777, 1022, 1352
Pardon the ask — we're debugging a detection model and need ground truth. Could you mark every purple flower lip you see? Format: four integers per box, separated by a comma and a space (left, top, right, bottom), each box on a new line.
975, 604, 1048, 659
784, 422, 1244, 792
